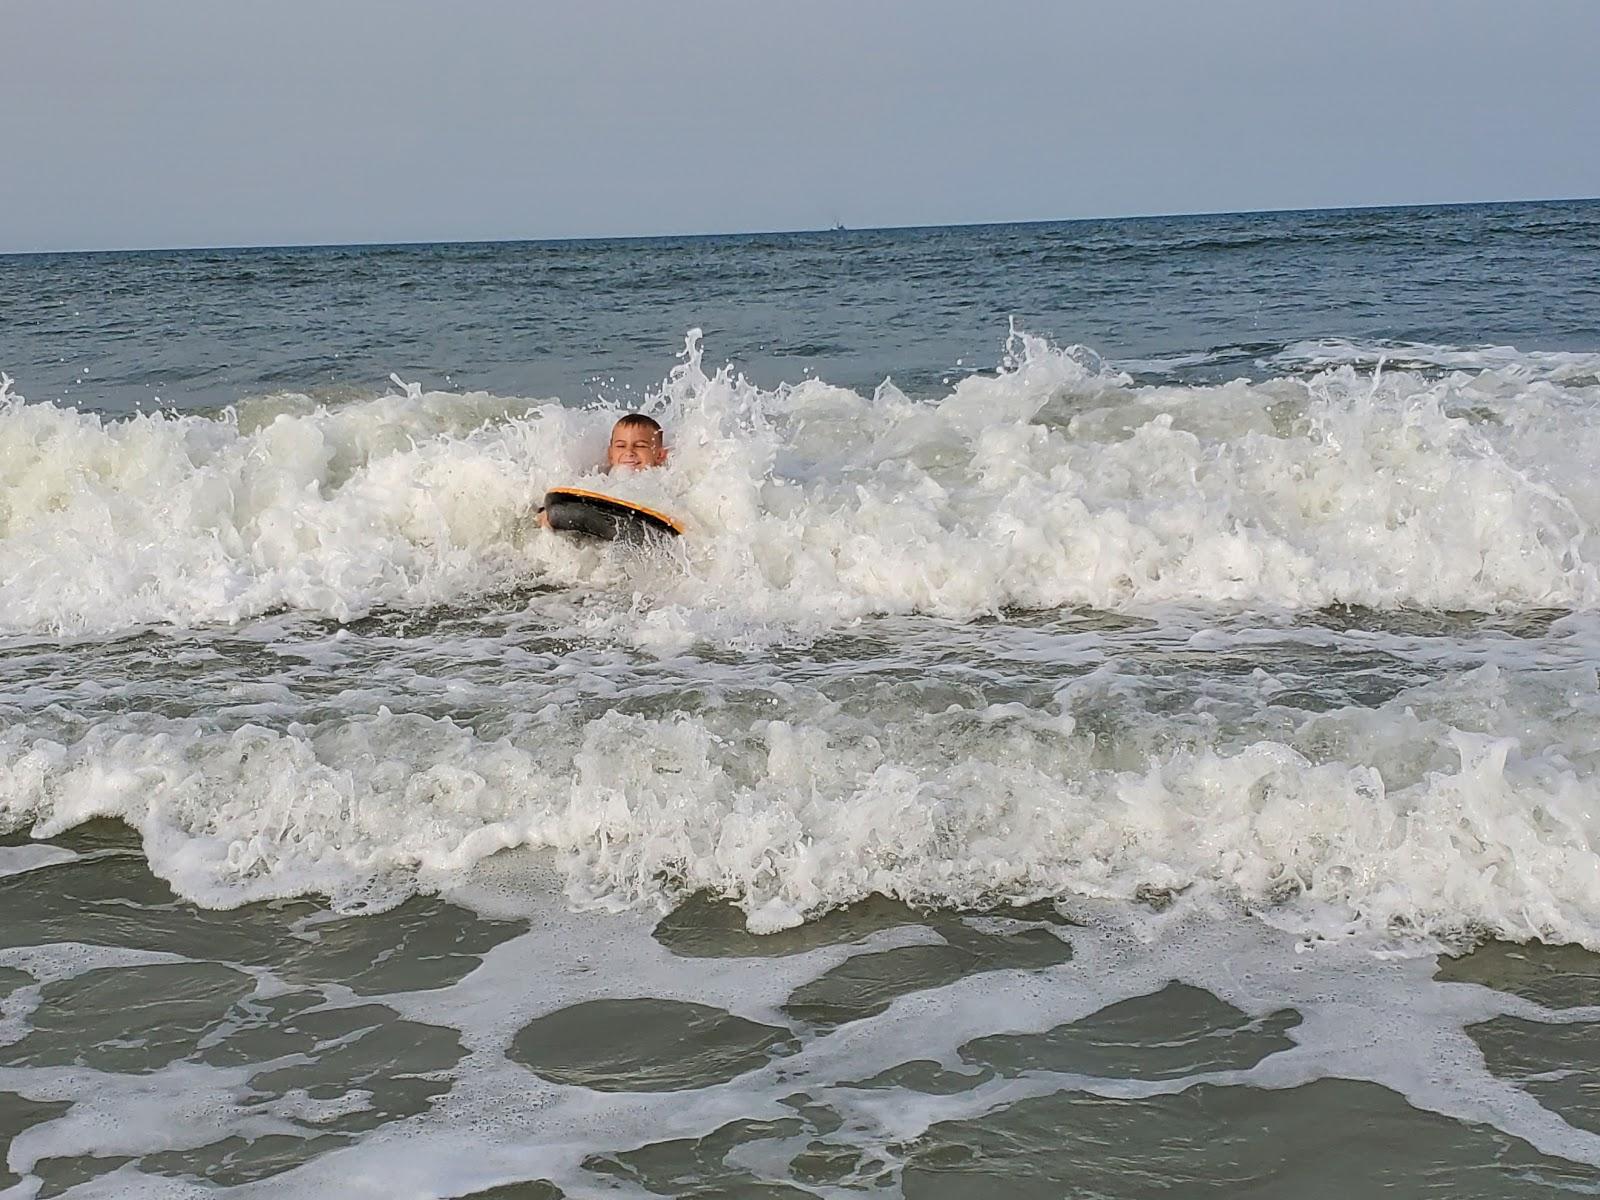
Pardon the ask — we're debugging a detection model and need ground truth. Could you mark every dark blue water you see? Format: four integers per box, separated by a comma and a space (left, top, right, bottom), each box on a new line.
4, 200, 1597, 414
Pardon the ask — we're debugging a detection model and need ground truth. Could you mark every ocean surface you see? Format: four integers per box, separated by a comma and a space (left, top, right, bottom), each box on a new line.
3, 199, 1600, 1197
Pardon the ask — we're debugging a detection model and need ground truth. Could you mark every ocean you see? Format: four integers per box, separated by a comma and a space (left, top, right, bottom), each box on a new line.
3, 199, 1600, 1197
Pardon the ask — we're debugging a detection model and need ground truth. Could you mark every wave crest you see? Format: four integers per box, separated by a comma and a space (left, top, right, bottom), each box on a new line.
2, 330, 1598, 640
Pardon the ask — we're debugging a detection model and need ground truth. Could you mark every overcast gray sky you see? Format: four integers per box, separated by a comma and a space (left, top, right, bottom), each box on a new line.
4, 0, 1598, 252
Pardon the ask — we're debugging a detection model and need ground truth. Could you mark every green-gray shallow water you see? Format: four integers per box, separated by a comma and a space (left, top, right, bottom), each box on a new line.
4, 824, 1600, 1197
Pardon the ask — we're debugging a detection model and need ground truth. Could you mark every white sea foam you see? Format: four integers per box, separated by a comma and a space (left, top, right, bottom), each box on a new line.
0, 843, 76, 878
3, 328, 1598, 640
1268, 338, 1600, 383
4, 650, 1599, 947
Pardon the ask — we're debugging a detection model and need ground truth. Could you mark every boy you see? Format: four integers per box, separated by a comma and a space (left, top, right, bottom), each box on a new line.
538, 414, 667, 529
604, 413, 668, 471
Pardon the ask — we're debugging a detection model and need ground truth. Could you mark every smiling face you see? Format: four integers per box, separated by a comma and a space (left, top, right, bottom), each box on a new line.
606, 417, 667, 472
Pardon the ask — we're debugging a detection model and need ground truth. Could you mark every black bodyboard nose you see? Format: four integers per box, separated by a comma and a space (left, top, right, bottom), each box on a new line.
543, 488, 684, 543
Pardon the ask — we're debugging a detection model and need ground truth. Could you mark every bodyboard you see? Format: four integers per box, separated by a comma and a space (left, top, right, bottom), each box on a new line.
543, 487, 684, 543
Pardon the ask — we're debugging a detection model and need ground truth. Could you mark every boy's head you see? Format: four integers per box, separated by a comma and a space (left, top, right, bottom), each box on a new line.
607, 414, 667, 471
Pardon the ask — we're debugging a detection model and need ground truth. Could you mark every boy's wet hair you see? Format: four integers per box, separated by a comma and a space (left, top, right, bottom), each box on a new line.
613, 413, 664, 443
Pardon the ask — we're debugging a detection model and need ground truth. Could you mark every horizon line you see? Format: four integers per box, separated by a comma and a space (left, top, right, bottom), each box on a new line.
5, 193, 1597, 259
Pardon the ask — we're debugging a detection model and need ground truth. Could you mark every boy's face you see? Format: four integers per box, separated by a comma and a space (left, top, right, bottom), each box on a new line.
607, 422, 667, 471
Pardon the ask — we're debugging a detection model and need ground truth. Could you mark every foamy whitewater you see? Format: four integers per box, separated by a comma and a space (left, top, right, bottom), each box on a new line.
6, 330, 1598, 636
5, 329, 1600, 945
4, 204, 1600, 1197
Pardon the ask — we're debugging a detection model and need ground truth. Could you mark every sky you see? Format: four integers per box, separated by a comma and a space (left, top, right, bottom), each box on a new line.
3, 0, 1599, 253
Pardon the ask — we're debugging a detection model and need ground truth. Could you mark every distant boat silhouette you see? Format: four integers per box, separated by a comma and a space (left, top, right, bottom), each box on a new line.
829, 220, 847, 232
